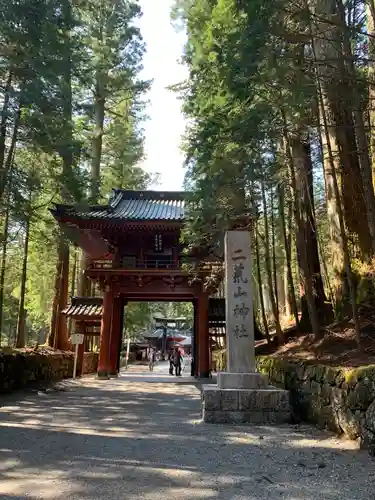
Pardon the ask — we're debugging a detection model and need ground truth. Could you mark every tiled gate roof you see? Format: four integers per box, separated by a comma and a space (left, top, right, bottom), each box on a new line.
62, 297, 103, 319
52, 190, 186, 222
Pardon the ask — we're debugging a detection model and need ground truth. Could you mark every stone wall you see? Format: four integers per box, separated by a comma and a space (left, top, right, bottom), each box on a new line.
0, 350, 74, 394
0, 349, 100, 394
256, 356, 375, 453
82, 352, 99, 374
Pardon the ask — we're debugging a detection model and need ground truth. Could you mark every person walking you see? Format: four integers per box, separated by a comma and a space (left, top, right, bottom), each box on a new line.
173, 347, 183, 377
168, 350, 174, 375
146, 344, 155, 372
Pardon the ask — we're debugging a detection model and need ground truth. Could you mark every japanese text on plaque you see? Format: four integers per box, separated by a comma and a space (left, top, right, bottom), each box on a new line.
231, 248, 250, 338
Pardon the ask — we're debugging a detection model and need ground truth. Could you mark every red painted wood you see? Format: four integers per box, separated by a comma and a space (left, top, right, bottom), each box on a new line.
56, 251, 70, 350
97, 288, 113, 378
54, 211, 214, 379
108, 298, 122, 376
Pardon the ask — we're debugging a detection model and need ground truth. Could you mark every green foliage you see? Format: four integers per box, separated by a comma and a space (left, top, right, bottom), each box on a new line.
0, 0, 149, 345
124, 302, 194, 337
173, 0, 363, 331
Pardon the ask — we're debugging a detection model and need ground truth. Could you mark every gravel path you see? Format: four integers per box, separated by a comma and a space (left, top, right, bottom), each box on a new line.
0, 363, 374, 499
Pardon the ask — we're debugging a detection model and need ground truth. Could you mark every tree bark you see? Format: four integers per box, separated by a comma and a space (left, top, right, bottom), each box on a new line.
0, 70, 12, 182
254, 223, 270, 342
261, 179, 284, 343
308, 0, 372, 257
290, 133, 331, 331
91, 69, 106, 202
281, 112, 320, 339
0, 101, 21, 206
277, 183, 299, 329
367, 0, 375, 188
0, 202, 10, 342
307, 7, 362, 346
48, 240, 64, 347
50, 0, 73, 349
78, 60, 107, 299
337, 0, 375, 256
270, 187, 279, 316
318, 93, 361, 345
15, 216, 31, 348
55, 240, 69, 350
78, 251, 91, 296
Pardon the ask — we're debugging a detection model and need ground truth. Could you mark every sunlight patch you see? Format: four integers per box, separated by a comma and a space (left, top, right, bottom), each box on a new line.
288, 437, 360, 451
128, 486, 215, 500
0, 458, 22, 471
0, 421, 138, 438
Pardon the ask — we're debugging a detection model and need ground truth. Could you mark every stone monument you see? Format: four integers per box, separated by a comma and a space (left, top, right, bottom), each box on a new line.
202, 230, 290, 424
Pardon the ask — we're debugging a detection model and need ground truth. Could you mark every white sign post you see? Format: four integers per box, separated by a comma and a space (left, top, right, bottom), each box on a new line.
125, 337, 131, 370
71, 334, 84, 379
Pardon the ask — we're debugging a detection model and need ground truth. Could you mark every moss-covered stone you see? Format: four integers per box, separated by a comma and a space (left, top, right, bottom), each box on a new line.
0, 349, 76, 394
255, 354, 375, 453
347, 382, 374, 410
364, 399, 375, 455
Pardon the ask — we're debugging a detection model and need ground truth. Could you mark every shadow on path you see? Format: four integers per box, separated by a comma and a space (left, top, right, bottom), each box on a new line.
0, 369, 374, 499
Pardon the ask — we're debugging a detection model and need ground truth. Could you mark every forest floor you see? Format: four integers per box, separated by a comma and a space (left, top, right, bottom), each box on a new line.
257, 305, 375, 367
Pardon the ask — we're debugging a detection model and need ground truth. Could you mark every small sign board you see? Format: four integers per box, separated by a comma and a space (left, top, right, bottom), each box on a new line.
71, 334, 84, 345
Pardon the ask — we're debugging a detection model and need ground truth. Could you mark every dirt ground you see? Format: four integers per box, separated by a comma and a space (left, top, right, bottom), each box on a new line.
257, 314, 375, 367
1, 363, 375, 500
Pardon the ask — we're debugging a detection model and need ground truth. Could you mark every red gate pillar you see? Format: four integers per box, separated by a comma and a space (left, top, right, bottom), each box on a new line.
108, 297, 122, 377
196, 292, 210, 378
55, 247, 70, 350
98, 285, 113, 379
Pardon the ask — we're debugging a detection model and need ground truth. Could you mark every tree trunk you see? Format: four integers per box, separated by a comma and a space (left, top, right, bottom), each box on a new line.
318, 93, 361, 345
55, 240, 69, 350
261, 179, 284, 343
0, 70, 12, 181
78, 67, 106, 299
270, 187, 279, 316
78, 251, 91, 296
337, 0, 375, 256
0, 202, 10, 343
91, 69, 106, 202
290, 134, 331, 331
277, 183, 299, 328
308, 0, 372, 257
50, 0, 73, 349
281, 113, 320, 339
0, 101, 21, 207
317, 102, 345, 292
307, 8, 362, 346
367, 1, 375, 188
254, 223, 270, 342
15, 216, 31, 348
48, 241, 64, 347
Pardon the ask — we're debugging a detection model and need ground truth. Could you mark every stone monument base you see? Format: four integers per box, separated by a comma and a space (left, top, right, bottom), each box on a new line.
202, 372, 290, 424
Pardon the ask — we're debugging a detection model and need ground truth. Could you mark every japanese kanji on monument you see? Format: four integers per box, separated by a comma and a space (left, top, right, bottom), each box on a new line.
225, 230, 255, 373
201, 229, 291, 424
